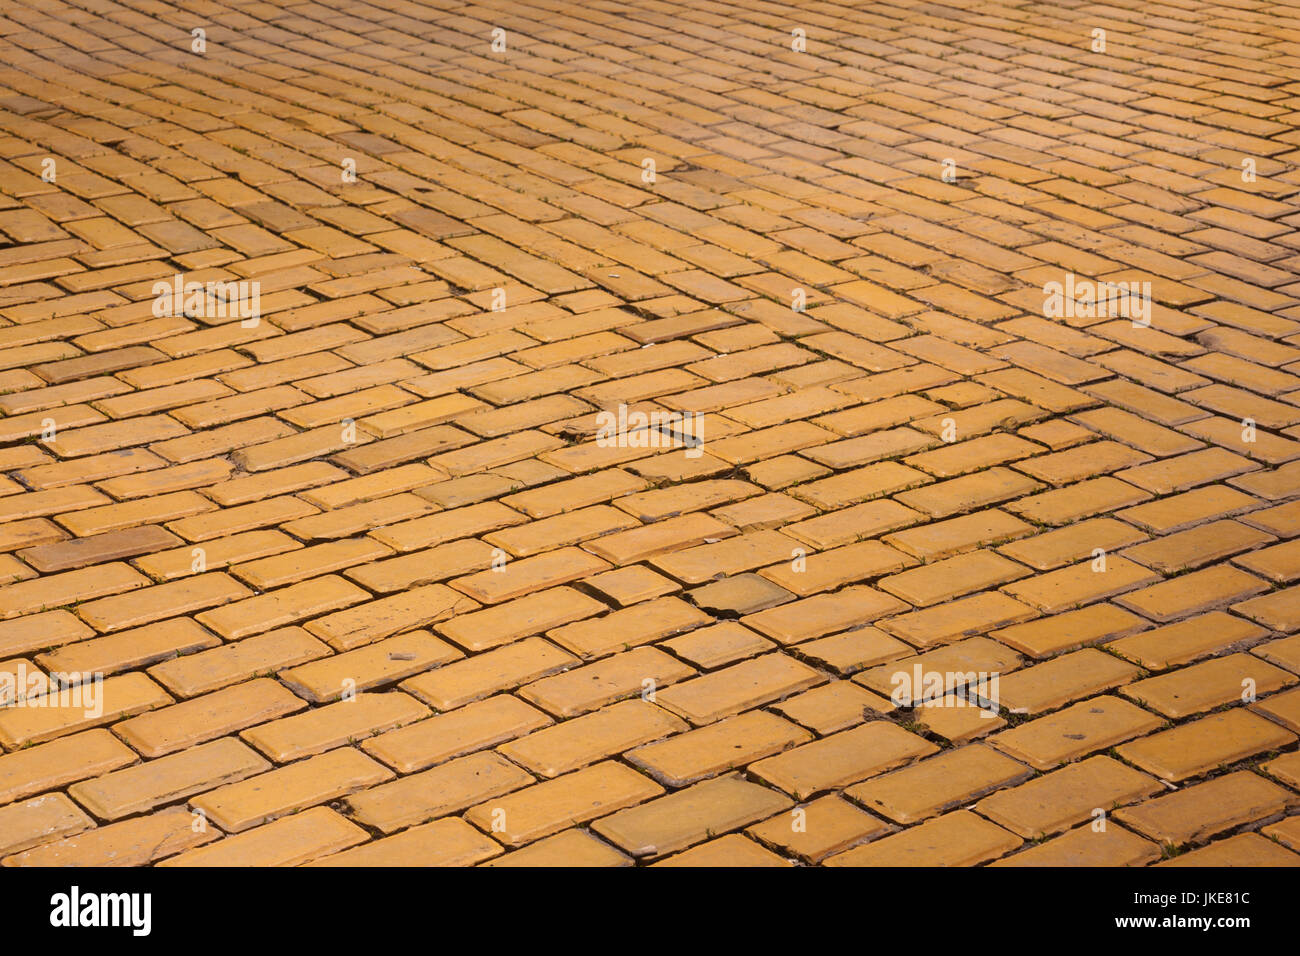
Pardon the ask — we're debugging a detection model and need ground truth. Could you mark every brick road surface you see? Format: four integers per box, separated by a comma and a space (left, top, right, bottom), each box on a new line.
1, 0, 1299, 866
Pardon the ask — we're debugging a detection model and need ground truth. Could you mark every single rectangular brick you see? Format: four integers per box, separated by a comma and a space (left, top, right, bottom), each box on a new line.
0, 793, 94, 856
195, 575, 369, 639
759, 539, 915, 596
503, 699, 689, 778
847, 744, 1033, 825
231, 537, 392, 590
450, 547, 611, 603
883, 508, 1032, 561
976, 755, 1162, 838
307, 817, 503, 867
893, 467, 1039, 518
481, 827, 632, 867
1122, 519, 1273, 575
363, 695, 553, 773
785, 500, 923, 551
278, 631, 462, 703
746, 793, 890, 864
75, 574, 253, 633
996, 648, 1143, 714
582, 513, 739, 564
0, 564, 148, 620
147, 627, 330, 698
346, 751, 533, 834
484, 505, 638, 557
1001, 556, 1160, 614
855, 637, 1025, 700
610, 478, 759, 523
192, 747, 393, 833
504, 469, 648, 519
793, 627, 912, 676
0, 486, 111, 526
1115, 564, 1268, 622
878, 550, 1028, 606
1116, 709, 1296, 782
345, 538, 495, 593
1123, 653, 1295, 718
56, 491, 215, 538
402, 637, 578, 710
1115, 771, 1296, 846
993, 603, 1147, 659
646, 650, 823, 723
45, 414, 188, 458
1121, 486, 1261, 539
465, 760, 664, 847
750, 721, 938, 799
995, 518, 1149, 571
876, 591, 1038, 648
68, 737, 270, 820
824, 810, 1020, 867
546, 596, 711, 659
1105, 611, 1265, 670
794, 462, 932, 510
112, 678, 306, 758
0, 729, 137, 805
299, 462, 445, 510
242, 692, 430, 762
988, 687, 1164, 770
37, 617, 221, 678
521, 646, 696, 718
6, 805, 218, 867
435, 587, 605, 653
1006, 476, 1152, 525
742, 587, 909, 645
592, 774, 792, 859
18, 525, 182, 573
159, 807, 367, 867
304, 584, 477, 651
990, 824, 1160, 867
369, 501, 526, 553
0, 672, 172, 748
0, 611, 92, 659
626, 710, 809, 787
1116, 447, 1257, 494
168, 497, 316, 542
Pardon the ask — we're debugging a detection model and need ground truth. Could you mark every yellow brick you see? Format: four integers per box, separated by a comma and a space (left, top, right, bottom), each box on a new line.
113, 678, 305, 758
0, 672, 172, 748
160, 807, 367, 867
192, 747, 393, 832
465, 761, 662, 846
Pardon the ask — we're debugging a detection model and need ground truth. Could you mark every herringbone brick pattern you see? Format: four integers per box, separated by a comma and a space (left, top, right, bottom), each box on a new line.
1, 0, 1299, 866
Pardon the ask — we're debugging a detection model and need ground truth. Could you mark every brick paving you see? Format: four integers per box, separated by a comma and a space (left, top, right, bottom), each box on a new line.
0, 0, 1299, 867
